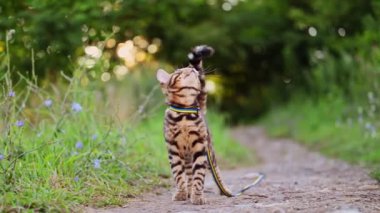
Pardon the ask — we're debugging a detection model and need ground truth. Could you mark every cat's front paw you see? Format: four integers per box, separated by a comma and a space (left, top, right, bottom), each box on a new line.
190, 194, 206, 205
172, 190, 187, 201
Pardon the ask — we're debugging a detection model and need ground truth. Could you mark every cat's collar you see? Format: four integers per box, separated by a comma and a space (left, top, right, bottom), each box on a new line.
169, 105, 200, 114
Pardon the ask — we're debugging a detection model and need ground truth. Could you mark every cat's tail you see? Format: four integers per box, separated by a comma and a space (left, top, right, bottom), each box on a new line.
206, 127, 265, 197
188, 45, 214, 71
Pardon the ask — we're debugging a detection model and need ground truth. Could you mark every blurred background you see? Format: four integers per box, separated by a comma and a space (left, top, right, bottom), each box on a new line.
0, 0, 379, 209
1, 0, 378, 120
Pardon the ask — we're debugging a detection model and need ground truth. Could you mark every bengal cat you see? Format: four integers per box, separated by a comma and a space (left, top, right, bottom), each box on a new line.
156, 45, 264, 205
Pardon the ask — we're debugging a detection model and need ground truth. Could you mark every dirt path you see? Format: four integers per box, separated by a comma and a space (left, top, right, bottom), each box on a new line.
88, 127, 380, 213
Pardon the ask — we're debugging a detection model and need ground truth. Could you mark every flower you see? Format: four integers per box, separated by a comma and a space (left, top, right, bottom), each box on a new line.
8, 91, 15, 97
74, 176, 79, 182
0, 154, 4, 160
75, 141, 83, 149
16, 120, 24, 127
44, 99, 53, 107
93, 159, 101, 169
365, 122, 374, 130
71, 102, 82, 112
91, 134, 98, 140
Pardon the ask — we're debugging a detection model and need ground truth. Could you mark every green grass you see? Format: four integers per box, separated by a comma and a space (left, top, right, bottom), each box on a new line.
0, 69, 253, 211
261, 96, 380, 181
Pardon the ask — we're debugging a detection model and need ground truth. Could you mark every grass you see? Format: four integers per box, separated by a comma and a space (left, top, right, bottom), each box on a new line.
261, 96, 380, 181
0, 67, 253, 211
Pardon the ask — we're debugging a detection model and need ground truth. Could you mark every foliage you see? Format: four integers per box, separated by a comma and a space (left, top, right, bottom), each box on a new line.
261, 19, 380, 179
1, 0, 378, 118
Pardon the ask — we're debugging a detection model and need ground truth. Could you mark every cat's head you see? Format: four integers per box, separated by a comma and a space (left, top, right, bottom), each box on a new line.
156, 67, 201, 107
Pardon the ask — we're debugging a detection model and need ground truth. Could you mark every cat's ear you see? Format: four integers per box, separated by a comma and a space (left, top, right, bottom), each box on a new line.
156, 69, 170, 85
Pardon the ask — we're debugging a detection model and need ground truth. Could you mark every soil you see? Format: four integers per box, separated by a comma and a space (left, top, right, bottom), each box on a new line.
87, 127, 380, 213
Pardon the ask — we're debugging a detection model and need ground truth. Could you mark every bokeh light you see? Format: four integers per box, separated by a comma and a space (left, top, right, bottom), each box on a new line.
338, 28, 346, 37
206, 80, 217, 94
147, 44, 158, 54
101, 72, 111, 82
113, 36, 160, 70
222, 2, 232, 11
113, 65, 129, 80
84, 46, 102, 59
308, 26, 317, 37
106, 39, 116, 48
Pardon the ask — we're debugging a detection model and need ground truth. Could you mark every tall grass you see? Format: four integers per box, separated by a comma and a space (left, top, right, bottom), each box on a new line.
262, 97, 380, 180
261, 41, 380, 181
0, 37, 252, 210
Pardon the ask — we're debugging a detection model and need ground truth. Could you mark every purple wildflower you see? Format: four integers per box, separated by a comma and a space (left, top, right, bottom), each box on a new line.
0, 154, 4, 160
74, 176, 79, 182
75, 141, 83, 149
71, 102, 82, 112
91, 134, 98, 140
8, 91, 15, 97
93, 159, 101, 169
44, 99, 53, 107
16, 120, 24, 127
365, 122, 374, 131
